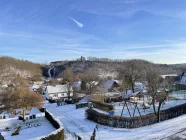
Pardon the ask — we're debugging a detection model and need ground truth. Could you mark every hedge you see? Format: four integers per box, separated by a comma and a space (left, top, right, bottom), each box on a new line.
86, 103, 186, 128
40, 129, 64, 140
76, 102, 88, 109
40, 110, 64, 140
39, 108, 46, 113
0, 133, 5, 140
48, 99, 56, 103
90, 100, 114, 112
45, 111, 60, 129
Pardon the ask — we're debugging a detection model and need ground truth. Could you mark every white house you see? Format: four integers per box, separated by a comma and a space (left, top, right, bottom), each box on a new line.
161, 74, 178, 79
44, 85, 73, 100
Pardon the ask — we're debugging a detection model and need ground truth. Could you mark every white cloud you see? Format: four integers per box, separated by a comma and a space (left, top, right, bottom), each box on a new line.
69, 17, 83, 28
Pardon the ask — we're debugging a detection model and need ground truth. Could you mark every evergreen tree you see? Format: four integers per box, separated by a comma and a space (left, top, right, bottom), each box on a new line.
81, 80, 86, 91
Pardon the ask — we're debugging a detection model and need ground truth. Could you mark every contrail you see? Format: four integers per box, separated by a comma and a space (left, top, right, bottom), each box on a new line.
69, 17, 83, 28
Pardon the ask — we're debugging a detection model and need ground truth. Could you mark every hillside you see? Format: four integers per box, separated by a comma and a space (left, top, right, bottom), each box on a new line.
0, 56, 184, 82
0, 56, 42, 85
45, 58, 184, 79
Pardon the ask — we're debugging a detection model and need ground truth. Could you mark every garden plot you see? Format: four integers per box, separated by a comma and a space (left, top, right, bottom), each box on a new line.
94, 100, 186, 117
0, 115, 55, 140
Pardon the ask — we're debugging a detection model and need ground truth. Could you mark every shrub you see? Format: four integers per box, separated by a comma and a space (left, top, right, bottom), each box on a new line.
42, 110, 65, 140
48, 99, 56, 103
39, 107, 46, 112
76, 102, 88, 109
90, 100, 114, 112
41, 129, 64, 140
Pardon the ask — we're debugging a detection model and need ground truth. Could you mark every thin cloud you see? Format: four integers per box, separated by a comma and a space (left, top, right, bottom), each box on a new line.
69, 17, 83, 28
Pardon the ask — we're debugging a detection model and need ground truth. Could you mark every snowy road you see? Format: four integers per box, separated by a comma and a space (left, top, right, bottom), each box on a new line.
45, 102, 186, 140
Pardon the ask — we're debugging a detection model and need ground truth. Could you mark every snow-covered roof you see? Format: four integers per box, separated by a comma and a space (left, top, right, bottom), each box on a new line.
123, 90, 141, 98
135, 82, 145, 87
179, 75, 186, 85
100, 80, 119, 89
161, 74, 178, 79
105, 92, 121, 97
33, 81, 43, 85
46, 85, 72, 94
32, 84, 40, 90
86, 81, 99, 88
57, 78, 63, 81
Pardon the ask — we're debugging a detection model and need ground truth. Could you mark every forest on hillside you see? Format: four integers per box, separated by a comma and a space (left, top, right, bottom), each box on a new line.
0, 56, 185, 83
46, 57, 185, 79
0, 56, 42, 84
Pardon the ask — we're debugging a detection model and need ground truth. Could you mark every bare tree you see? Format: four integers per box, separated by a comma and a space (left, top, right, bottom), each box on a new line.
146, 66, 168, 122
63, 67, 75, 100
119, 60, 145, 93
80, 70, 99, 94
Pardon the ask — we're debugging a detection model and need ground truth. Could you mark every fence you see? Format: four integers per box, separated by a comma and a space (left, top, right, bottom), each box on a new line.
86, 103, 186, 128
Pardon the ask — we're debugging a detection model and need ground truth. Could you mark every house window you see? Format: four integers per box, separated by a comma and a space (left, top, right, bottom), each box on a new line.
53, 94, 58, 97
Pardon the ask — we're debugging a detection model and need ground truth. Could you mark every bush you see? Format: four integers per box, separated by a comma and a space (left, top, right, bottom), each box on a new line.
76, 102, 88, 109
48, 99, 56, 103
90, 100, 114, 112
39, 107, 46, 112
43, 110, 64, 140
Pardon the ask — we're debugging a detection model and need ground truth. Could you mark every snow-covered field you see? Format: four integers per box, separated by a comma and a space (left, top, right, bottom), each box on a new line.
45, 101, 186, 140
0, 115, 55, 140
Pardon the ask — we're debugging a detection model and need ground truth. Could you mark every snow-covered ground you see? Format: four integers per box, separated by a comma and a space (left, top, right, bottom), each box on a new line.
0, 115, 55, 140
45, 101, 186, 140
112, 100, 186, 117
171, 90, 186, 99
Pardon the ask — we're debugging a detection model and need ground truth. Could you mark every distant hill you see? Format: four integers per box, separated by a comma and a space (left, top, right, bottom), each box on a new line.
46, 58, 183, 79
0, 56, 42, 85
1, 56, 184, 82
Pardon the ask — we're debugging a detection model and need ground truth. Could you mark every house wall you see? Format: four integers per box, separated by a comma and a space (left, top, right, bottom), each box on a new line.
46, 91, 73, 100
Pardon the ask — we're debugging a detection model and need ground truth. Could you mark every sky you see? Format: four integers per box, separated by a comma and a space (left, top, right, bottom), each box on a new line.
0, 0, 186, 64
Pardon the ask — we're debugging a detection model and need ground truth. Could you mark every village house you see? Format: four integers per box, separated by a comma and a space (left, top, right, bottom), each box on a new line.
98, 79, 120, 93
174, 72, 186, 90
72, 81, 81, 91
179, 72, 186, 85
44, 84, 73, 100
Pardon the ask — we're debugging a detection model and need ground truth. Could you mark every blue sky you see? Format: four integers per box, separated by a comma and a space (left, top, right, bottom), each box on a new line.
0, 0, 186, 64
